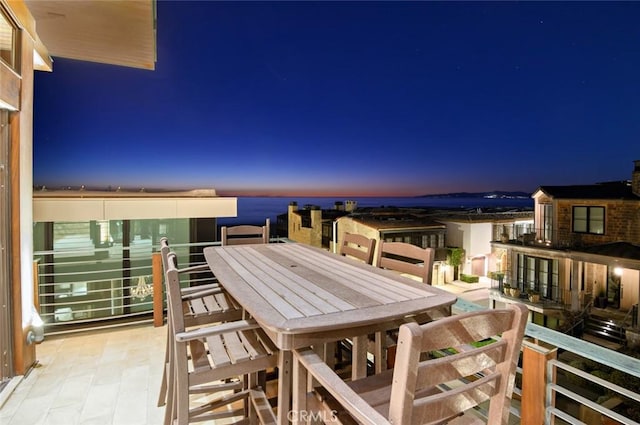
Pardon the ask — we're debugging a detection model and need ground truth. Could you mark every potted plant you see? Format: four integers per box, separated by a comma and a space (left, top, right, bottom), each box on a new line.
509, 286, 520, 298
528, 289, 540, 303
503, 283, 511, 295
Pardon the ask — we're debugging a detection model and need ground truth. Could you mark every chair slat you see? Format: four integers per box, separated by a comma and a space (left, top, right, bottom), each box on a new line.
412, 373, 500, 423
238, 329, 270, 359
215, 292, 231, 311
376, 241, 434, 284
206, 334, 231, 367
222, 331, 251, 363
416, 340, 507, 388
189, 297, 207, 315
340, 233, 376, 265
188, 340, 210, 371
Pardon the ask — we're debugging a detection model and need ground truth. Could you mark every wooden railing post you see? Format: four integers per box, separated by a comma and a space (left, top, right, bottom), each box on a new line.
521, 340, 557, 425
152, 252, 164, 327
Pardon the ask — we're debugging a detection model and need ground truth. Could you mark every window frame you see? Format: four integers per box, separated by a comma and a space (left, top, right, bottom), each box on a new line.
572, 206, 605, 235
0, 5, 17, 71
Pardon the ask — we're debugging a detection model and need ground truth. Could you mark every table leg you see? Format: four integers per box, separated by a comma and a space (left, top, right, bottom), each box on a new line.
351, 336, 368, 380
292, 354, 307, 425
278, 350, 293, 425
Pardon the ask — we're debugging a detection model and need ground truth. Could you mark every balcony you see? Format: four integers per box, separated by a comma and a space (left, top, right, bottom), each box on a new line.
4, 262, 640, 424
494, 225, 605, 251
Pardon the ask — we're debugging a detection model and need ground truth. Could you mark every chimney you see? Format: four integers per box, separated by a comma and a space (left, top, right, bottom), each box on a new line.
633, 160, 640, 197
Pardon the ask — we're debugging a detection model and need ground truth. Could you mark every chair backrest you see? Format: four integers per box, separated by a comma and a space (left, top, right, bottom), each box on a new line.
221, 219, 270, 246
376, 241, 435, 284
340, 233, 376, 265
159, 237, 172, 271
165, 252, 186, 332
389, 304, 528, 425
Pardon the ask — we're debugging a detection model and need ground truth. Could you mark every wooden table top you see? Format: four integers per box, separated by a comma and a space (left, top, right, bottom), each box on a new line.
204, 243, 457, 349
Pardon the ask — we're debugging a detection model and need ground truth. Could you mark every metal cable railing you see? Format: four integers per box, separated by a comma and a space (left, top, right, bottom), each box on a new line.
34, 241, 220, 334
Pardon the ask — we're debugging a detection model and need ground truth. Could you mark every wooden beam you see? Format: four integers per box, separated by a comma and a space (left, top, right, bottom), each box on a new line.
0, 62, 20, 110
152, 252, 164, 327
521, 340, 557, 425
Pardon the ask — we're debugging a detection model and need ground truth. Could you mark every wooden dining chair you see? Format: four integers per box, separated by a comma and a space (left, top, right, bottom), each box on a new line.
368, 241, 439, 373
157, 238, 243, 410
221, 218, 270, 245
334, 233, 378, 372
340, 233, 376, 265
376, 240, 435, 284
165, 252, 278, 425
293, 304, 528, 425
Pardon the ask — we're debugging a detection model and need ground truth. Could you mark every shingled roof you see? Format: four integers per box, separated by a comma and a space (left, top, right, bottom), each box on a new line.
534, 181, 639, 200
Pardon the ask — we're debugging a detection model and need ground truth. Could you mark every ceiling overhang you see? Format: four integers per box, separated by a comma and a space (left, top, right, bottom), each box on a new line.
24, 0, 156, 70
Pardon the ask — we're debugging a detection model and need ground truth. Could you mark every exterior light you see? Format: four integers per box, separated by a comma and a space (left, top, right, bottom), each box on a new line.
614, 267, 623, 276
26, 306, 45, 345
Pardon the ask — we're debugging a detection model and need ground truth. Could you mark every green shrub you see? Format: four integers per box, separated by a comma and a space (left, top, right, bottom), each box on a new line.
460, 274, 479, 283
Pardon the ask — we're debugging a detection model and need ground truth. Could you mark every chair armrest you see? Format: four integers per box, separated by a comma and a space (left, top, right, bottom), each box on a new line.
180, 283, 220, 295
174, 319, 259, 342
294, 348, 389, 425
178, 264, 211, 274
180, 287, 225, 301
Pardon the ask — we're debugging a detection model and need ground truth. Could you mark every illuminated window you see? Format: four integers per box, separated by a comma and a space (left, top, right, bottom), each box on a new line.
572, 206, 604, 235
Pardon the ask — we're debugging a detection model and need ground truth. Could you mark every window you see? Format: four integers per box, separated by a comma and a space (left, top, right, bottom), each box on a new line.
383, 231, 443, 248
0, 7, 16, 70
516, 254, 559, 300
542, 204, 553, 241
572, 206, 604, 235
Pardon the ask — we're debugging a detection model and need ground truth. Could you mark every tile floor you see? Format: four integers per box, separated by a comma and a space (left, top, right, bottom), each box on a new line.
0, 324, 169, 425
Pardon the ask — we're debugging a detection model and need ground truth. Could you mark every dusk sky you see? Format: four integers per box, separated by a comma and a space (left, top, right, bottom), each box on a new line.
33, 1, 640, 197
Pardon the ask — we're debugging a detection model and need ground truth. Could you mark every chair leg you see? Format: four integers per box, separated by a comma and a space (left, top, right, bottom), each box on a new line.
158, 326, 171, 406
374, 331, 387, 374
174, 346, 190, 425
164, 359, 176, 425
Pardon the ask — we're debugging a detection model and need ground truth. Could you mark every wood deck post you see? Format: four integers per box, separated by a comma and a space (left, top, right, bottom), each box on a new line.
152, 252, 164, 327
521, 340, 557, 425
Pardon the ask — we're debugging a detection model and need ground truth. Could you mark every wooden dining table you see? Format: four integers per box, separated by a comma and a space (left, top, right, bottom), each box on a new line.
203, 243, 457, 424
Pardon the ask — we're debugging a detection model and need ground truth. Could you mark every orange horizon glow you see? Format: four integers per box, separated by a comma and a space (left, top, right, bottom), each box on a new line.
216, 188, 424, 197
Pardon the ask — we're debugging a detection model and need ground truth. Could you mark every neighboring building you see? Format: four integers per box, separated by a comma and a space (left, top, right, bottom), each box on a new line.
491, 160, 640, 328
438, 211, 534, 278
0, 0, 156, 385
286, 201, 353, 249
32, 188, 237, 332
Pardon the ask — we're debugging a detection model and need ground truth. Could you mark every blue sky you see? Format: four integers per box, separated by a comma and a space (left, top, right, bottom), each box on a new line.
33, 1, 640, 196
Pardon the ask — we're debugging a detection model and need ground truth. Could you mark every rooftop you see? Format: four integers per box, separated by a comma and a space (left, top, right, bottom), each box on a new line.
534, 181, 639, 200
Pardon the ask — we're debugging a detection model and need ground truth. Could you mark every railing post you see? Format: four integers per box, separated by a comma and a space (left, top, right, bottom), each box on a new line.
521, 340, 557, 425
152, 252, 164, 327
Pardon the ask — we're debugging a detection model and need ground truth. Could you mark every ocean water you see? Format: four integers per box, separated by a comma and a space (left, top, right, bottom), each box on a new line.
217, 196, 534, 227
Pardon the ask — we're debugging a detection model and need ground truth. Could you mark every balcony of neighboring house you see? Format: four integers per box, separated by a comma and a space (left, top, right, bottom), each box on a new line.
488, 269, 569, 329
494, 224, 557, 247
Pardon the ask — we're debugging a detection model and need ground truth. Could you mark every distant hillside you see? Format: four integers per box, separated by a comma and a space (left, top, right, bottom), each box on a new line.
417, 191, 531, 199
